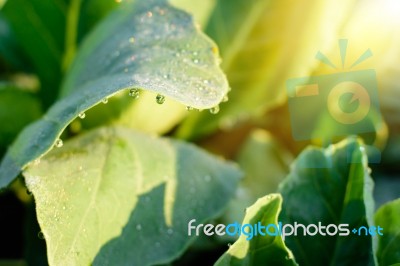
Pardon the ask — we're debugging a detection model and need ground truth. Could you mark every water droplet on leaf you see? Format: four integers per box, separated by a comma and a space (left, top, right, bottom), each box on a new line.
156, 94, 165, 104
78, 112, 85, 119
102, 98, 108, 104
38, 231, 45, 239
129, 88, 140, 99
210, 106, 220, 114
55, 139, 63, 148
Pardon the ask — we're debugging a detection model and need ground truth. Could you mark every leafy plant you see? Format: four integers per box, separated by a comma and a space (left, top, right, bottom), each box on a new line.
0, 0, 399, 265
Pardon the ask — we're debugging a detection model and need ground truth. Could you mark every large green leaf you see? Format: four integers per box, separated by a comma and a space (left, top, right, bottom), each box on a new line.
0, 85, 42, 149
0, 0, 228, 189
375, 199, 400, 265
176, 0, 356, 140
215, 194, 297, 266
278, 138, 377, 266
23, 127, 241, 265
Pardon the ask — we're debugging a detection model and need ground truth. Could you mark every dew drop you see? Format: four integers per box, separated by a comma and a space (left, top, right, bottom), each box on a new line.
136, 224, 142, 231
129, 88, 140, 99
102, 98, 108, 104
227, 243, 232, 247
78, 112, 86, 119
210, 106, 220, 114
55, 139, 63, 148
38, 231, 45, 240
156, 94, 165, 104
129, 37, 135, 44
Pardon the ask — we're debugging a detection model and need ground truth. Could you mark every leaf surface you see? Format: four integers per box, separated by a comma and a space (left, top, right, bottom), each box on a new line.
278, 138, 377, 266
24, 127, 241, 265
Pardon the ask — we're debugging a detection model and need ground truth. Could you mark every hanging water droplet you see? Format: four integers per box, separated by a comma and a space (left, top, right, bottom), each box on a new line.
129, 88, 140, 99
38, 231, 45, 239
136, 224, 142, 231
167, 228, 173, 235
210, 106, 220, 114
156, 94, 165, 104
102, 98, 108, 104
78, 112, 86, 119
129, 37, 135, 44
55, 139, 63, 148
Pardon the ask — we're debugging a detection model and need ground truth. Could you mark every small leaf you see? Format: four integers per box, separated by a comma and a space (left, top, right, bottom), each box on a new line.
215, 194, 297, 266
23, 127, 241, 265
278, 138, 377, 266
0, 0, 228, 189
375, 199, 400, 266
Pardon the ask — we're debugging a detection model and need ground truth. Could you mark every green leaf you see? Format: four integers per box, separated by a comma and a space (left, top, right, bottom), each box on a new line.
176, 0, 356, 140
0, 85, 42, 149
222, 129, 292, 225
0, 0, 228, 189
1, 0, 66, 106
215, 194, 297, 266
278, 138, 377, 266
375, 199, 400, 266
23, 127, 241, 265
